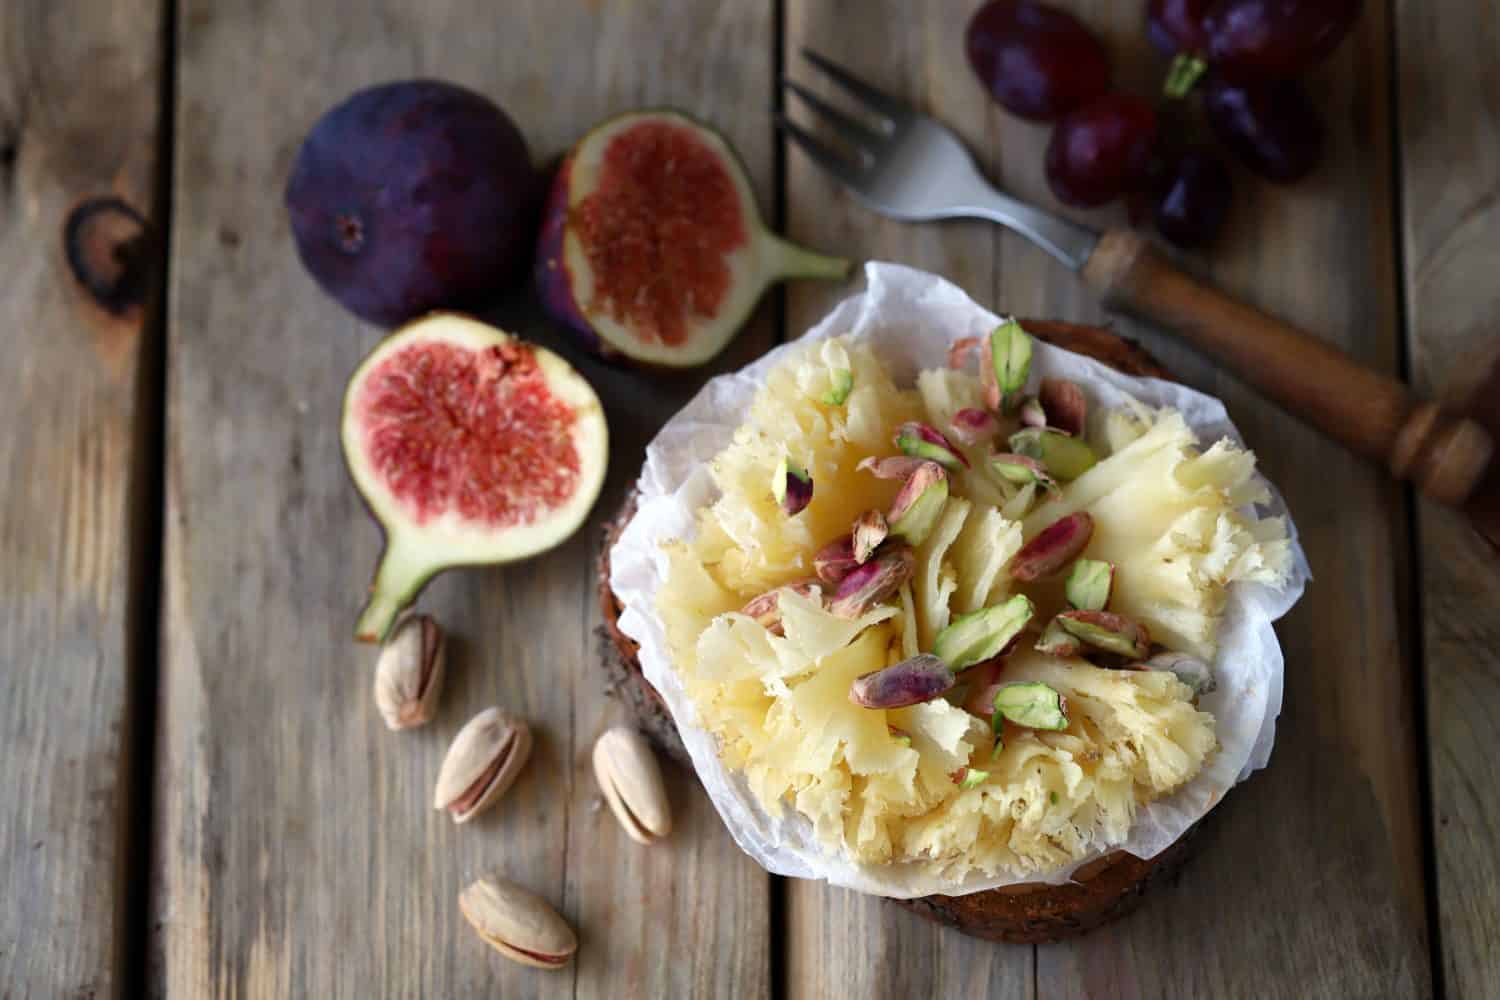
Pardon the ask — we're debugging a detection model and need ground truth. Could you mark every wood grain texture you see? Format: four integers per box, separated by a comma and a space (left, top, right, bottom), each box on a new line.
0, 3, 163, 995
1395, 0, 1500, 994
1036, 5, 1432, 998
1082, 226, 1493, 509
154, 2, 772, 996
786, 2, 1430, 997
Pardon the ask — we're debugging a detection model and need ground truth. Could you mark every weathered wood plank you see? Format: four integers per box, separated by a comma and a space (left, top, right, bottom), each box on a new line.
1395, 1, 1500, 995
154, 2, 772, 996
786, 2, 1429, 997
1033, 5, 1431, 997
0, 2, 164, 995
782, 4, 1032, 997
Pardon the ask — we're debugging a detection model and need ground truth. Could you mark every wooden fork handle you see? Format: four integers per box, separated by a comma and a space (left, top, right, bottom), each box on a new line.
1081, 228, 1494, 509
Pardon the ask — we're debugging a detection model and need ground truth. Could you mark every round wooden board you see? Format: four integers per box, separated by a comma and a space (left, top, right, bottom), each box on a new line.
596, 320, 1200, 944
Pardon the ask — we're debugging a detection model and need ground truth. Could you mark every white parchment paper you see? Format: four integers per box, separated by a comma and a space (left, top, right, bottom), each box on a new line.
611, 262, 1310, 899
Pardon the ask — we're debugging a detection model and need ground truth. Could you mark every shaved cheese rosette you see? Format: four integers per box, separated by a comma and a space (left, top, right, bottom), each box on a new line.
656, 332, 1292, 881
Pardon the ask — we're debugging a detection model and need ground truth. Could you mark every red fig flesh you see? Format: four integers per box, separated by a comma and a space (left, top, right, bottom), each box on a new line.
343, 314, 608, 641
536, 110, 848, 367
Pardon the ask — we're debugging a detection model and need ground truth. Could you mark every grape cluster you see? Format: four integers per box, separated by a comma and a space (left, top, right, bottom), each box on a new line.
965, 0, 1361, 248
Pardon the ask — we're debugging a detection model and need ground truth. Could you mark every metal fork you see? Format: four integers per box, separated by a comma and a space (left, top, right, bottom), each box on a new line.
777, 49, 1497, 517
779, 49, 1097, 270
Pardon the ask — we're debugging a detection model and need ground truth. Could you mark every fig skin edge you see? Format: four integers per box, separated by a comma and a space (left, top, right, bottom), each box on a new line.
536, 108, 850, 369
344, 313, 609, 642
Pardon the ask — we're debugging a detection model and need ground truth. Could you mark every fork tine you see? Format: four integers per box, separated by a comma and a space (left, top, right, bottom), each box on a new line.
783, 79, 886, 155
775, 114, 865, 186
800, 49, 904, 122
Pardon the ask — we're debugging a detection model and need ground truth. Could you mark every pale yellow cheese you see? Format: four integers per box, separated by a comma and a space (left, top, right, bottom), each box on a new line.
656, 336, 1288, 881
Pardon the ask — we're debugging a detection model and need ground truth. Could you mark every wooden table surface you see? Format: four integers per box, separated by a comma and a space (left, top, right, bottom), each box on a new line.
3, 0, 1496, 996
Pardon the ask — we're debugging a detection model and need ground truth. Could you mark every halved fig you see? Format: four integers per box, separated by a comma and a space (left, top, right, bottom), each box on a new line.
343, 314, 608, 641
536, 109, 850, 367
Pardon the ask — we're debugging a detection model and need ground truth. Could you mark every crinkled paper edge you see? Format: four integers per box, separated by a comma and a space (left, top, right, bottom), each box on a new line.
611, 262, 1310, 899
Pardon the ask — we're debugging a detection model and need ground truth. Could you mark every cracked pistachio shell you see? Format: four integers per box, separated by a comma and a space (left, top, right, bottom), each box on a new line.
459, 875, 577, 970
433, 708, 532, 823
1147, 650, 1216, 695
593, 726, 672, 845
373, 613, 445, 730
852, 509, 889, 563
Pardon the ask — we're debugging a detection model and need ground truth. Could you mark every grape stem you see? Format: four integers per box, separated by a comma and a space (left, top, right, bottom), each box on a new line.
1163, 53, 1208, 100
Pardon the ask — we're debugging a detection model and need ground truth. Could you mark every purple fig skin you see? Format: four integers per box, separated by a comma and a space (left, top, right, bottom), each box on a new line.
849, 654, 957, 709
534, 156, 614, 359
285, 80, 540, 327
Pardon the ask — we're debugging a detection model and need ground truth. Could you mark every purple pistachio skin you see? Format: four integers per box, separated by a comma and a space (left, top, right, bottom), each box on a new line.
815, 536, 860, 585
849, 654, 957, 708
830, 546, 915, 618
1010, 512, 1095, 581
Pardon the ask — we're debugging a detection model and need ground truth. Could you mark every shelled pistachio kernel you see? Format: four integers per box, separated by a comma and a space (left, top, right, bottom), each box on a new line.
372, 612, 445, 730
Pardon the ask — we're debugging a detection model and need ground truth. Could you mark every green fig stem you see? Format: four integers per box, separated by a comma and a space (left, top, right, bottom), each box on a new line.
354, 536, 433, 643
1163, 53, 1207, 100
763, 232, 852, 282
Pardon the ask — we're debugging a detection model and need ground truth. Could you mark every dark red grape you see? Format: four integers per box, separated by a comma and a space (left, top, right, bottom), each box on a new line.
1201, 74, 1322, 182
1147, 0, 1212, 55
1150, 148, 1232, 247
1044, 95, 1157, 207
1204, 0, 1363, 81
966, 1, 1110, 121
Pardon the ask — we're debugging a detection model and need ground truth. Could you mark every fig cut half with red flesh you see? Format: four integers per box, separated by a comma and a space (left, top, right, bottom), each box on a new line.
537, 109, 850, 367
343, 314, 608, 641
